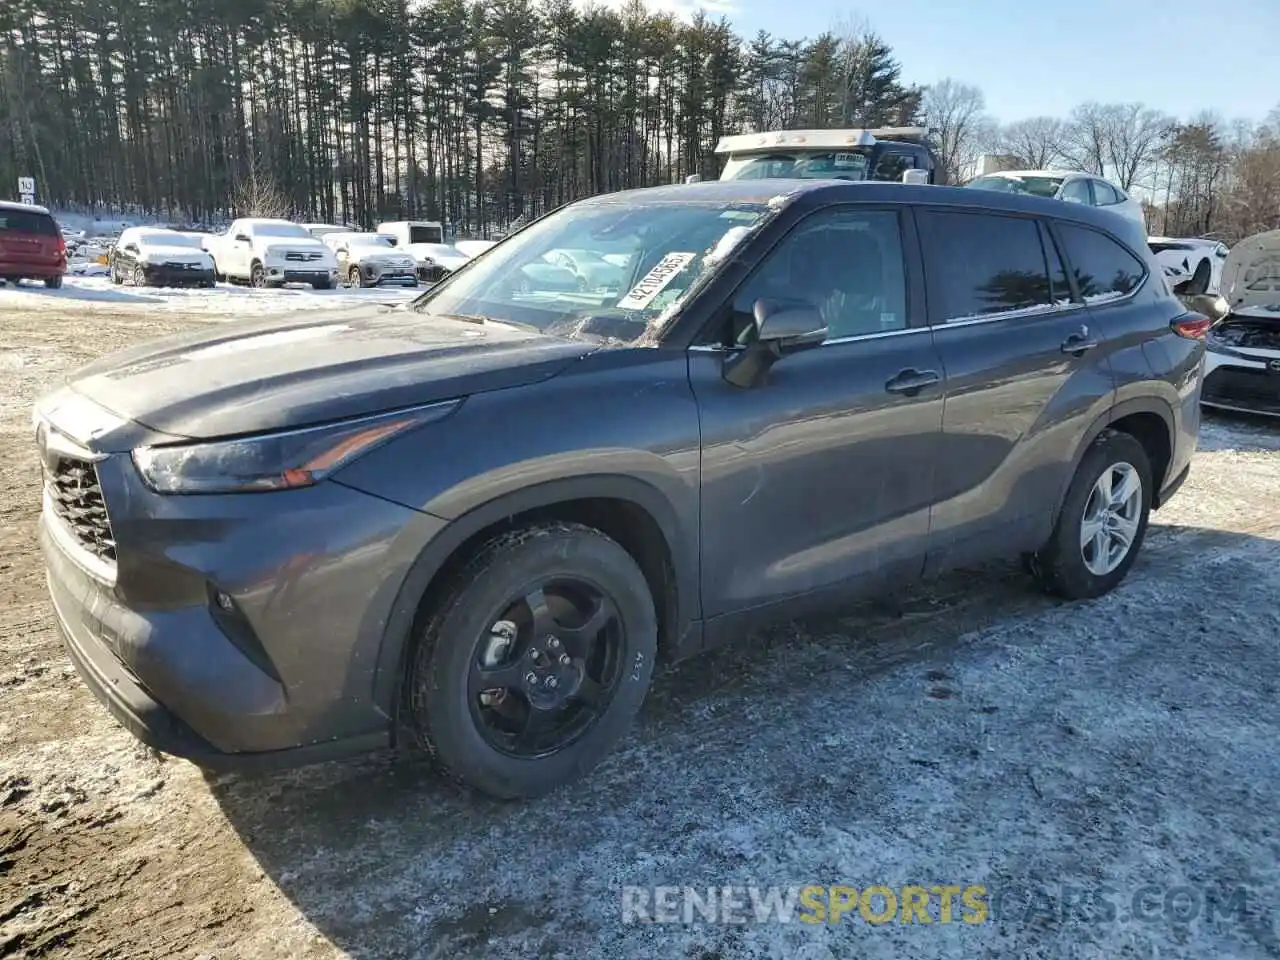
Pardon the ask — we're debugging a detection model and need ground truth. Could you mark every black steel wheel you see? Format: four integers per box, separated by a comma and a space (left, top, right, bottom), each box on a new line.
408, 522, 657, 799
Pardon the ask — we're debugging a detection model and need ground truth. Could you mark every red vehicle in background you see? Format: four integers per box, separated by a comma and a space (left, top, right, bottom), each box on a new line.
0, 201, 67, 289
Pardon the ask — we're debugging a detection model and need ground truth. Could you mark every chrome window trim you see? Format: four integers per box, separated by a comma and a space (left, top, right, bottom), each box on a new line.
688, 323, 929, 353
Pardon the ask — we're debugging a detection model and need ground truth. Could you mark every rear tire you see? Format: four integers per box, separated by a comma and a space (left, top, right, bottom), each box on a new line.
408, 522, 657, 800
312, 278, 334, 290
1030, 430, 1152, 600
110, 262, 123, 285
43, 275, 63, 289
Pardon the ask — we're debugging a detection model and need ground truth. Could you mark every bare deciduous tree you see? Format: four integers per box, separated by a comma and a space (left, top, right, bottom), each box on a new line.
920, 78, 990, 183
997, 116, 1066, 169
232, 155, 290, 219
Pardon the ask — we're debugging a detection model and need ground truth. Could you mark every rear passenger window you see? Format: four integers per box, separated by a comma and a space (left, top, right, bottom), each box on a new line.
918, 211, 1058, 321
1057, 223, 1146, 303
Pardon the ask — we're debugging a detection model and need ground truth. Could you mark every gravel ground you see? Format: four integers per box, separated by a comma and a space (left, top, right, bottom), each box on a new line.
1, 283, 1278, 960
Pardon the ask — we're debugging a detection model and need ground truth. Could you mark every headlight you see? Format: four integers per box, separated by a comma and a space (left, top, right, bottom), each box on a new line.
132, 401, 461, 494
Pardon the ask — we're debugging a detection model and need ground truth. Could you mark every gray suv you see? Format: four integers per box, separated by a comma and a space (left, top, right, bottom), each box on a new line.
35, 182, 1208, 799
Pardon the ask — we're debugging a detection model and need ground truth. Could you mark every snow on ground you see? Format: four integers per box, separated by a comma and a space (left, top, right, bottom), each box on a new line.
0, 273, 418, 316
0, 293, 1278, 959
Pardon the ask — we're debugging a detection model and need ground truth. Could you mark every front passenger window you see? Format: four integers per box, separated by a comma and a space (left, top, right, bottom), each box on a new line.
723, 209, 908, 345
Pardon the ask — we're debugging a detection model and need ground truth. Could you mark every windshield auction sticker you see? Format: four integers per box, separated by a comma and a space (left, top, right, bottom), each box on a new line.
617, 252, 696, 310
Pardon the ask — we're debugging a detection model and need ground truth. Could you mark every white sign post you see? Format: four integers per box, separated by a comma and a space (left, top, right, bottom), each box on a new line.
17, 176, 35, 205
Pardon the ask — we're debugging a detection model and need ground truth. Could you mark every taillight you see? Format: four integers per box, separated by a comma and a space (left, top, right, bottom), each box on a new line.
56, 236, 66, 256
1171, 314, 1212, 340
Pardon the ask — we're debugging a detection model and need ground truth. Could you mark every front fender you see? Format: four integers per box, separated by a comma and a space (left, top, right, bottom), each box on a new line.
333, 350, 704, 716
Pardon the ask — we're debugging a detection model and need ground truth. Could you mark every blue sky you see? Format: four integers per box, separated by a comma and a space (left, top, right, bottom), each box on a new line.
654, 0, 1280, 124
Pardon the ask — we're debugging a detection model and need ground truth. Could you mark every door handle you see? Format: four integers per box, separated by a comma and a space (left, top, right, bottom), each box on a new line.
1061, 325, 1099, 355
885, 368, 941, 396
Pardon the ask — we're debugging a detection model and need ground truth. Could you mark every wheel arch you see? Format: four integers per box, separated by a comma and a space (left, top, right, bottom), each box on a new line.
1055, 397, 1175, 525
371, 474, 698, 726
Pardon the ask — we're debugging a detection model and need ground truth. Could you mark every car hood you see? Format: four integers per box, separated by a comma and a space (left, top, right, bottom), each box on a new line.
406, 243, 470, 269
1220, 230, 1280, 316
142, 244, 212, 262
55, 306, 591, 444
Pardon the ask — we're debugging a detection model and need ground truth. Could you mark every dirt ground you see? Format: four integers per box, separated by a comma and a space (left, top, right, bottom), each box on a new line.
1, 282, 1278, 959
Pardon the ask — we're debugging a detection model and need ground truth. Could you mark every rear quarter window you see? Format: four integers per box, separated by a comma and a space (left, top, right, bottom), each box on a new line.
1057, 223, 1147, 303
0, 211, 58, 236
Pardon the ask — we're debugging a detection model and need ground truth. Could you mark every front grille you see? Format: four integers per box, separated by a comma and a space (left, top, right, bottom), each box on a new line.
1203, 366, 1280, 412
47, 456, 116, 564
285, 252, 321, 262
162, 261, 198, 270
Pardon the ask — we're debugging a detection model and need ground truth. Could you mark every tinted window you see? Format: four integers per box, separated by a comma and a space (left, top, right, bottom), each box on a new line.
1058, 223, 1146, 303
726, 209, 907, 342
1092, 180, 1121, 205
1060, 179, 1091, 204
408, 224, 444, 244
919, 211, 1057, 321
0, 210, 58, 235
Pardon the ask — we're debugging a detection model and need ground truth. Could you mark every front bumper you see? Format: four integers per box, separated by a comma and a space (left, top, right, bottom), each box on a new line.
38, 426, 447, 768
141, 264, 214, 286
264, 264, 339, 286
1201, 348, 1280, 416
363, 263, 418, 285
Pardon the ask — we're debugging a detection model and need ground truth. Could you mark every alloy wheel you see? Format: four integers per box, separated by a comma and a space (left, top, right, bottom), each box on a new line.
1080, 461, 1142, 576
468, 578, 624, 759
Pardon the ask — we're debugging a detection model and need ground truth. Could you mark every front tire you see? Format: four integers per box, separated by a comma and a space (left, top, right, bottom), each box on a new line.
347, 266, 365, 289
408, 522, 658, 799
250, 261, 268, 288
132, 265, 146, 287
1030, 430, 1152, 600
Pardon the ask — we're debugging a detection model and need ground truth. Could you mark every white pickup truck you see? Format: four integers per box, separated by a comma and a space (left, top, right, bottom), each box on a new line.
202, 218, 340, 289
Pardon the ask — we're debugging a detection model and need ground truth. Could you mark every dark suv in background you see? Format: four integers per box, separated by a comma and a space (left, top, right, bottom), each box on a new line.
34, 181, 1207, 799
0, 201, 66, 288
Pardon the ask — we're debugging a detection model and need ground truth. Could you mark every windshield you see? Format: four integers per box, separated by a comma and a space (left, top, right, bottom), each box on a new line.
721, 150, 872, 182
413, 199, 772, 345
350, 237, 395, 250
966, 175, 1064, 199
140, 231, 200, 248
253, 223, 309, 238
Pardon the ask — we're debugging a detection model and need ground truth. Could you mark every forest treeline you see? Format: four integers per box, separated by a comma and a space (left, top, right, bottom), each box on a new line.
3, 0, 1280, 240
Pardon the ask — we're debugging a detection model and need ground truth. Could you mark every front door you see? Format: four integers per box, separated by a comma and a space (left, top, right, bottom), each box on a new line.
689, 205, 945, 618
915, 208, 1118, 573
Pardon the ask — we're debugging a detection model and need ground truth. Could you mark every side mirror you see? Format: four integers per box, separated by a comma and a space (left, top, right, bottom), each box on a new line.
754, 299, 827, 345
685, 174, 704, 184
902, 169, 929, 185
723, 299, 827, 389
235, 233, 250, 243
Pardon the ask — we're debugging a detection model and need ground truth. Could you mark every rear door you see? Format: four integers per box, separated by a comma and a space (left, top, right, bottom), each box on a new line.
690, 204, 946, 617
918, 208, 1117, 574
0, 209, 60, 267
